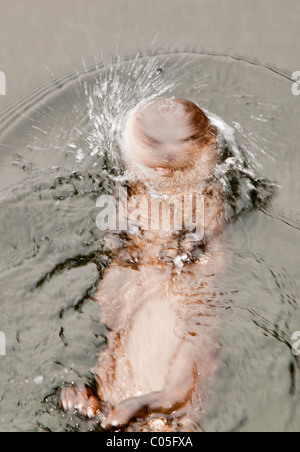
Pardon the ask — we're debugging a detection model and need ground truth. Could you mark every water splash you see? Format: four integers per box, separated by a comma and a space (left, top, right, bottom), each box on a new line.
58, 53, 275, 223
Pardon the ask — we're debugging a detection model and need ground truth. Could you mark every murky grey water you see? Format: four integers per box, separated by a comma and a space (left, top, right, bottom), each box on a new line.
0, 52, 299, 432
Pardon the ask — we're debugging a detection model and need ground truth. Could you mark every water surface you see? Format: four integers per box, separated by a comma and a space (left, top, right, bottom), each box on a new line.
0, 52, 299, 432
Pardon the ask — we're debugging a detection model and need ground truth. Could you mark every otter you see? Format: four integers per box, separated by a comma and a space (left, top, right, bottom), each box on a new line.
61, 98, 227, 432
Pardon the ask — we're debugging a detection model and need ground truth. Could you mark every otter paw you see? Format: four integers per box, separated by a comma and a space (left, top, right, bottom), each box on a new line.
102, 408, 130, 430
117, 246, 143, 264
136, 417, 173, 432
159, 247, 179, 264
101, 398, 143, 430
60, 384, 103, 420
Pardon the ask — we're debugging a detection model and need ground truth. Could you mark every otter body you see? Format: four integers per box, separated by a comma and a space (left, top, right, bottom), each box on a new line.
61, 99, 226, 431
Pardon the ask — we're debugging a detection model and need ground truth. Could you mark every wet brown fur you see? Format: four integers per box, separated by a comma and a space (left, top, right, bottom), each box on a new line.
61, 99, 227, 432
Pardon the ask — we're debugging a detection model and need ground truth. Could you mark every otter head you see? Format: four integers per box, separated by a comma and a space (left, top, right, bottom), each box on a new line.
122, 98, 217, 189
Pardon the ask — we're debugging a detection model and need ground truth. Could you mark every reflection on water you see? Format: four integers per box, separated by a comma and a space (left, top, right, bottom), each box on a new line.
0, 52, 299, 432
